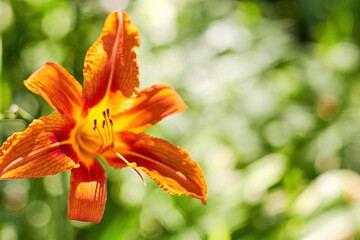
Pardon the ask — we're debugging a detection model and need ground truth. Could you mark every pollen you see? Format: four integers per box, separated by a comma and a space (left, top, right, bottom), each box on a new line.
93, 108, 115, 153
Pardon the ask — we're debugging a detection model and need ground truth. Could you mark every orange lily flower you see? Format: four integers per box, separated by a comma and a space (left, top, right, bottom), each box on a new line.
0, 11, 207, 223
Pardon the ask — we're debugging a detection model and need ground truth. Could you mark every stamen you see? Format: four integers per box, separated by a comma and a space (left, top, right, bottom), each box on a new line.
104, 111, 114, 147
93, 119, 97, 131
102, 120, 109, 146
109, 119, 114, 146
115, 152, 146, 187
93, 119, 104, 153
92, 108, 116, 153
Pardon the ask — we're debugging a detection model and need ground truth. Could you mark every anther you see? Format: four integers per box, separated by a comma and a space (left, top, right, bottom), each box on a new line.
93, 109, 115, 153
93, 118, 105, 153
93, 119, 97, 131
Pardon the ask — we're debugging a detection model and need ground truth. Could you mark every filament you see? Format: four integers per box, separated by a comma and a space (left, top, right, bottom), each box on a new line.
92, 108, 115, 153
93, 119, 104, 152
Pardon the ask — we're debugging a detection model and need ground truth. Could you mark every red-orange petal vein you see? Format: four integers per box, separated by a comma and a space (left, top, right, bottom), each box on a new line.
24, 62, 82, 116
112, 84, 187, 133
105, 131, 207, 204
82, 11, 140, 109
68, 157, 107, 223
0, 114, 79, 179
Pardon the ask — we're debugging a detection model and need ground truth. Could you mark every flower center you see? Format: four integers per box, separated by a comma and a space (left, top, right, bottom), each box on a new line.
92, 108, 115, 153
75, 107, 146, 186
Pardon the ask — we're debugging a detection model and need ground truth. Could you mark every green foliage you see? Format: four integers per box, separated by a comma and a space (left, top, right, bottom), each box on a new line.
1, 0, 360, 239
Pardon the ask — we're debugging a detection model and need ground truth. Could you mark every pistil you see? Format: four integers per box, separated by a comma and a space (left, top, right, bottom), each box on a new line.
115, 152, 146, 187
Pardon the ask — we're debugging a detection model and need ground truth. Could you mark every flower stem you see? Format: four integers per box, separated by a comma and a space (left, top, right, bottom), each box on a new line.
0, 104, 34, 124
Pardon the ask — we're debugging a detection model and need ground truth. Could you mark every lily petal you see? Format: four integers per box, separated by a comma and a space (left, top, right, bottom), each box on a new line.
105, 132, 207, 204
0, 114, 79, 179
112, 84, 187, 133
68, 157, 107, 223
24, 62, 82, 116
82, 11, 140, 109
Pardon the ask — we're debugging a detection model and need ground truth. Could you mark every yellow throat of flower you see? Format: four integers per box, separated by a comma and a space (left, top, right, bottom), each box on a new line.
75, 107, 146, 186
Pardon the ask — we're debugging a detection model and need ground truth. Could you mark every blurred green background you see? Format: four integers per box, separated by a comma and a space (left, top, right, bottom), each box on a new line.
1, 0, 360, 239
